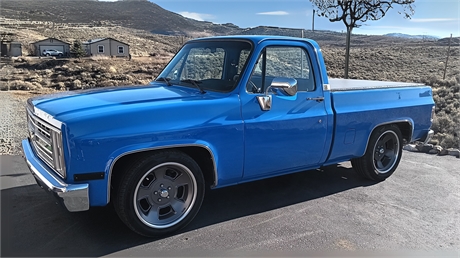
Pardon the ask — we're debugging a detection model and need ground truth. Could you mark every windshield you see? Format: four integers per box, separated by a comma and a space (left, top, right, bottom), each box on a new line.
156, 40, 252, 93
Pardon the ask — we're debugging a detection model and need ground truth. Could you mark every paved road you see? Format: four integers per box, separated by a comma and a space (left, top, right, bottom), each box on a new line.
1, 152, 459, 257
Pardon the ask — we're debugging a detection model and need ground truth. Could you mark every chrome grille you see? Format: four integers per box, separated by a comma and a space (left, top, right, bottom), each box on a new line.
27, 108, 66, 178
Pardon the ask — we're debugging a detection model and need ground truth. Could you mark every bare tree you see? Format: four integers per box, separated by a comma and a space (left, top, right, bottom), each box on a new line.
310, 0, 415, 78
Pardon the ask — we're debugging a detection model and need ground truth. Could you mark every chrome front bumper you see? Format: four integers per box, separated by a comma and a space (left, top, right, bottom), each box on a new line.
22, 139, 89, 212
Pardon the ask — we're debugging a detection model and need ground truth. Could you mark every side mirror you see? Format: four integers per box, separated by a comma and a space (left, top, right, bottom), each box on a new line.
270, 77, 298, 96
257, 77, 298, 111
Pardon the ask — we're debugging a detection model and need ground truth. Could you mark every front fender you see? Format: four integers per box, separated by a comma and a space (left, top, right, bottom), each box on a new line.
105, 135, 244, 204
106, 140, 218, 202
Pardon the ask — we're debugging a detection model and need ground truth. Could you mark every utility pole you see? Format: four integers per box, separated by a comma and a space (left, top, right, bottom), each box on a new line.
443, 34, 452, 80
312, 10, 315, 31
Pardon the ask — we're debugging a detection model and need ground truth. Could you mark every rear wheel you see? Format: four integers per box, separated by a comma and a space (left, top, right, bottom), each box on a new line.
113, 151, 205, 237
351, 125, 403, 181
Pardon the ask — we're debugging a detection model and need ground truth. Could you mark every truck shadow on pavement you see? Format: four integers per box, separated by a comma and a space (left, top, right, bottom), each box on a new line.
189, 163, 376, 231
1, 162, 375, 257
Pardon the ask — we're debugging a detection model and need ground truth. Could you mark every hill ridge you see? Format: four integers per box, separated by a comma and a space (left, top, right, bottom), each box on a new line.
0, 0, 241, 36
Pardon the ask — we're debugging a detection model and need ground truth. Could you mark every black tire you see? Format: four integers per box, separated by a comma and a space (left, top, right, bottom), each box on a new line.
351, 125, 403, 181
58, 53, 63, 57
113, 150, 205, 237
45, 53, 50, 56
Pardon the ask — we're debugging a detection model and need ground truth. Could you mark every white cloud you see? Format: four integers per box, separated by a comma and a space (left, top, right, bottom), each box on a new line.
363, 25, 414, 30
179, 12, 215, 21
98, 0, 118, 2
257, 11, 289, 16
411, 18, 457, 23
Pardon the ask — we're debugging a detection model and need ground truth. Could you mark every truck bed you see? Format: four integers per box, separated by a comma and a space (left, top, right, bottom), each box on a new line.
329, 78, 425, 91
325, 81, 434, 165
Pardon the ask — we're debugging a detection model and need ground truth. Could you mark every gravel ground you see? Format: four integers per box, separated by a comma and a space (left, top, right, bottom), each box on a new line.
0, 90, 58, 155
0, 91, 32, 155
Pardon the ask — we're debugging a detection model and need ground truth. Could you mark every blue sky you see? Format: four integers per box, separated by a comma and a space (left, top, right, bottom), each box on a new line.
151, 0, 459, 38
99, 0, 460, 38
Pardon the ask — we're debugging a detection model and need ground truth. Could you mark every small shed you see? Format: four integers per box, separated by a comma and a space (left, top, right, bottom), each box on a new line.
1, 42, 22, 57
83, 38, 130, 58
33, 38, 70, 56
10, 42, 22, 56
1, 32, 22, 57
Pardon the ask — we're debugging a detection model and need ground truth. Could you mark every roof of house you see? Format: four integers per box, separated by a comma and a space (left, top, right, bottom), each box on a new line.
33, 37, 70, 45
83, 37, 129, 46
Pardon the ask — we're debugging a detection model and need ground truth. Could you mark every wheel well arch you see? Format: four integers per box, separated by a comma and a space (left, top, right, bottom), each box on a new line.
372, 121, 413, 143
361, 120, 413, 156
108, 145, 217, 204
393, 121, 412, 143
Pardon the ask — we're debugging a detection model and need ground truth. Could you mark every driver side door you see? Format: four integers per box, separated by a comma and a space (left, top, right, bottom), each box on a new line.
240, 42, 328, 180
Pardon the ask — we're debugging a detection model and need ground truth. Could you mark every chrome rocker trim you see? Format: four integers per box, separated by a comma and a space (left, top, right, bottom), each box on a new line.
22, 139, 89, 212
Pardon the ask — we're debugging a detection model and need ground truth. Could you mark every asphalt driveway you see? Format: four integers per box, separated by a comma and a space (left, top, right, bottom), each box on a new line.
1, 151, 459, 257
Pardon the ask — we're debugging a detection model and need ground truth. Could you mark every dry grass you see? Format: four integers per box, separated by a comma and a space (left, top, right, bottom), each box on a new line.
1, 15, 458, 148
1, 56, 169, 91
0, 17, 186, 57
323, 44, 459, 148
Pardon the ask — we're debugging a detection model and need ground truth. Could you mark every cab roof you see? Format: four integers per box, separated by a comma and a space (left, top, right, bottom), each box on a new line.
189, 35, 319, 47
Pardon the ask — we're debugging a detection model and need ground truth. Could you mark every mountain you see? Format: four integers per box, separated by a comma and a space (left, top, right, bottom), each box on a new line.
238, 26, 423, 46
0, 0, 242, 36
437, 36, 460, 46
385, 33, 439, 40
0, 0, 440, 48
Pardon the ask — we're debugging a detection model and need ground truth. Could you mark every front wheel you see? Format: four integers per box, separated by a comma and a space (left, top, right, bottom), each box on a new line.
351, 125, 403, 181
114, 151, 205, 237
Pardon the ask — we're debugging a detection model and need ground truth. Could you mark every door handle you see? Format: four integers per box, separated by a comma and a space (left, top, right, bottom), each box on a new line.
307, 97, 325, 102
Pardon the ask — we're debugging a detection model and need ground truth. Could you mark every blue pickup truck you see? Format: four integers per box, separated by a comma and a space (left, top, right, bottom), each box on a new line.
22, 36, 434, 237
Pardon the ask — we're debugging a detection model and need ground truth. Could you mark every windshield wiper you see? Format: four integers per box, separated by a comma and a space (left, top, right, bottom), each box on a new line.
180, 79, 206, 94
156, 77, 172, 86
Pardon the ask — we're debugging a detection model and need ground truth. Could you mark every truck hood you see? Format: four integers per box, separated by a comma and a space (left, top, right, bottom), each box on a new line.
30, 84, 202, 119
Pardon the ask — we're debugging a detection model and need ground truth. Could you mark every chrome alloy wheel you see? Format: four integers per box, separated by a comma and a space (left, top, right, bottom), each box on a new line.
133, 162, 197, 229
372, 130, 400, 174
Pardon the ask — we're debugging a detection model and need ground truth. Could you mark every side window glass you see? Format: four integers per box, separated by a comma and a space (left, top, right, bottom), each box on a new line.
232, 49, 251, 82
233, 49, 251, 83
237, 49, 251, 75
246, 53, 264, 93
247, 46, 315, 93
